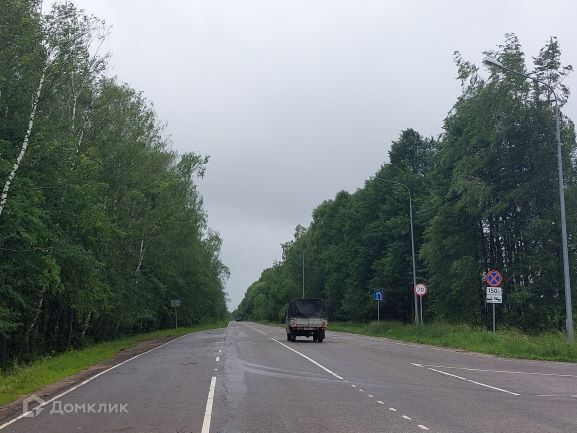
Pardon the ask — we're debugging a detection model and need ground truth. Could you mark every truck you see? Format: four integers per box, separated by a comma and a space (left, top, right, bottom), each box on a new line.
285, 298, 327, 343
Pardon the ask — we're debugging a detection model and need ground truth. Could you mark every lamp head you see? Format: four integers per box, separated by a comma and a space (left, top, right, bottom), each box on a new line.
482, 56, 504, 69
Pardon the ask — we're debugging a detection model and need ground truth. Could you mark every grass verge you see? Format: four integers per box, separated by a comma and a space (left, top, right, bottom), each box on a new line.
330, 321, 577, 363
0, 322, 226, 406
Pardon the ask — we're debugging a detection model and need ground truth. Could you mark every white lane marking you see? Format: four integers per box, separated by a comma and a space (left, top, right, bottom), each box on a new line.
218, 350, 222, 353
216, 356, 220, 362
418, 425, 429, 430
243, 324, 345, 381
427, 367, 519, 396
368, 394, 374, 398
377, 401, 384, 404
0, 333, 192, 431
401, 415, 412, 420
389, 407, 397, 412
244, 324, 268, 336
201, 376, 216, 433
418, 363, 577, 379
271, 338, 345, 380
214, 368, 218, 371
351, 384, 357, 388
359, 389, 365, 392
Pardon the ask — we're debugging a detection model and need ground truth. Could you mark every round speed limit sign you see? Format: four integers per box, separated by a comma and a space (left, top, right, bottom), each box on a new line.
414, 283, 428, 297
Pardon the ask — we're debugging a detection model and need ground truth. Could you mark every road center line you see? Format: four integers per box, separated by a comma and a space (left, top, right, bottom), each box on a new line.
201, 376, 216, 433
426, 367, 519, 396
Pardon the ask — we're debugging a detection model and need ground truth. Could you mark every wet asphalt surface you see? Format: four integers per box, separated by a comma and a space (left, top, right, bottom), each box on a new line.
3, 321, 577, 433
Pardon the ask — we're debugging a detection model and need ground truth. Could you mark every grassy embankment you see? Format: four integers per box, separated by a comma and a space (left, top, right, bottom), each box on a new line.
329, 321, 577, 362
254, 319, 577, 362
0, 323, 227, 406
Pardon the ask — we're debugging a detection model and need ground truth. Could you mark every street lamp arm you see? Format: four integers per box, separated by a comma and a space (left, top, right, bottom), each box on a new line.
377, 178, 412, 201
483, 56, 574, 344
483, 56, 559, 105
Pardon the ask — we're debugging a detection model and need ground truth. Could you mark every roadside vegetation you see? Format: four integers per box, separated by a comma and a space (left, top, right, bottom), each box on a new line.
253, 319, 577, 362
236, 34, 577, 339
0, 1, 228, 370
0, 323, 227, 406
330, 321, 577, 363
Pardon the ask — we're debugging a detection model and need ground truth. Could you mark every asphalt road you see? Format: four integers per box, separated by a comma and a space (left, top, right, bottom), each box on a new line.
2, 322, 576, 433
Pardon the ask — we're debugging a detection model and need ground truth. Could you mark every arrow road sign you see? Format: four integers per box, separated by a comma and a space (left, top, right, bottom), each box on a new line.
374, 290, 384, 301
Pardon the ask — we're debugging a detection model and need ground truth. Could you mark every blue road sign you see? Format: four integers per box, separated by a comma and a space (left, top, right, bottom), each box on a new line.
374, 290, 384, 302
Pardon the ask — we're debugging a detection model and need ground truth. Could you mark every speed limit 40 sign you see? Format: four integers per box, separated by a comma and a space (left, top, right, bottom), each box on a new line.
414, 283, 428, 297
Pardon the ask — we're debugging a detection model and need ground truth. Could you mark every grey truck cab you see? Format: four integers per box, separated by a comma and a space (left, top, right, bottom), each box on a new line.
285, 298, 327, 342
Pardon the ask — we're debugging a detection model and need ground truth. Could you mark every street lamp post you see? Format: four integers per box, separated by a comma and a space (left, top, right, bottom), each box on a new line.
482, 56, 574, 344
378, 178, 419, 325
302, 250, 305, 298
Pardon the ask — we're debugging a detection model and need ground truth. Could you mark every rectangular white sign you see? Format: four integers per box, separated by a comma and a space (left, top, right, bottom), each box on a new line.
486, 295, 502, 303
486, 287, 502, 296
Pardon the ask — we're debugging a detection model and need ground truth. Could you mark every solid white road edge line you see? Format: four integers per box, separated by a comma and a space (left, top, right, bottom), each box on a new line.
0, 333, 192, 431
271, 338, 345, 380
243, 323, 344, 380
427, 367, 520, 396
200, 376, 216, 433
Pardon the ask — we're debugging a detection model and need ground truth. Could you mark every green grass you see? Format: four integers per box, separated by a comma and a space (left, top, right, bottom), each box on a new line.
330, 321, 577, 363
0, 323, 226, 406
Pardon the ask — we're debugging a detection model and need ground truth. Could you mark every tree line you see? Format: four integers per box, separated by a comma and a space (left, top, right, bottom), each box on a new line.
0, 0, 228, 368
236, 35, 577, 333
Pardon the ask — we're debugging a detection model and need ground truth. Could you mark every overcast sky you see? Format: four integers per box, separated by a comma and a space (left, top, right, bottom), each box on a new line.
48, 1, 577, 310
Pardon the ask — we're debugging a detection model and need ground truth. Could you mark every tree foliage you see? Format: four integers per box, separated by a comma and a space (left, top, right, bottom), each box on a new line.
0, 1, 228, 368
237, 35, 577, 334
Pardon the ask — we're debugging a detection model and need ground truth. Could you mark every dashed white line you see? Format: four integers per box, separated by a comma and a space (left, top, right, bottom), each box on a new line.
417, 363, 577, 379
427, 367, 520, 396
201, 376, 216, 433
216, 356, 220, 362
218, 349, 222, 353
243, 323, 438, 432
214, 368, 218, 371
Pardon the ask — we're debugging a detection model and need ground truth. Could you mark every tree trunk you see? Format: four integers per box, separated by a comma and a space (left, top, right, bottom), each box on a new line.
0, 57, 49, 219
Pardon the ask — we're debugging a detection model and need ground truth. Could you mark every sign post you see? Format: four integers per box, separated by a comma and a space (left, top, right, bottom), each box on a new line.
373, 290, 384, 322
170, 299, 181, 328
485, 270, 503, 333
414, 283, 428, 325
